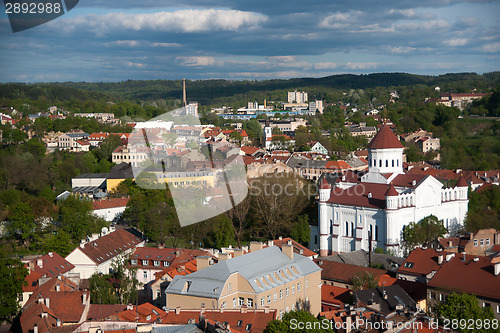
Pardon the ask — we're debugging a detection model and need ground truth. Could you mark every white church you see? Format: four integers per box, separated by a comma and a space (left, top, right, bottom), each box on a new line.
310, 125, 469, 256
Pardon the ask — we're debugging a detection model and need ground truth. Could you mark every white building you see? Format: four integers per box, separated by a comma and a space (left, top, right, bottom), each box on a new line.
311, 125, 469, 256
288, 91, 308, 103
65, 228, 145, 279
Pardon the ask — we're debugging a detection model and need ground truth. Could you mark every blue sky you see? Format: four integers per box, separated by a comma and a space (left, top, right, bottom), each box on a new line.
0, 0, 499, 82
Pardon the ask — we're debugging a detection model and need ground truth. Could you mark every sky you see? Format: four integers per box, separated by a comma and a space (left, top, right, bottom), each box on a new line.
0, 0, 499, 82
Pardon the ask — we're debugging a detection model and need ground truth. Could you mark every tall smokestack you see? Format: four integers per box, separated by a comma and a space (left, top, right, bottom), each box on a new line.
182, 78, 187, 107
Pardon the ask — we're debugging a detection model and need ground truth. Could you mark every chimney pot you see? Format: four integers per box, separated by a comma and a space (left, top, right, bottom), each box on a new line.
438, 254, 443, 265
175, 306, 181, 315
495, 263, 500, 276
282, 244, 294, 260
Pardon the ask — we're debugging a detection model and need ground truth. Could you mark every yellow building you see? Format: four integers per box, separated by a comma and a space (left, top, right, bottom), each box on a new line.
155, 170, 216, 188
165, 244, 322, 318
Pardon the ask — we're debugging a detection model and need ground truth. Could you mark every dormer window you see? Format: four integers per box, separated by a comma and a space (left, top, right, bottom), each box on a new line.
142, 259, 149, 266
131, 259, 137, 265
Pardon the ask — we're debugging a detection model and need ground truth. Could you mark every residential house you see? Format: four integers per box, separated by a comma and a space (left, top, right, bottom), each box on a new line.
165, 245, 322, 316
426, 253, 500, 320
20, 275, 90, 333
415, 137, 440, 153
426, 228, 500, 256
353, 284, 418, 315
92, 197, 130, 222
112, 146, 149, 167
57, 132, 89, 149
321, 284, 351, 312
436, 93, 489, 110
267, 237, 318, 259
107, 162, 135, 192
314, 260, 387, 289
161, 308, 277, 332
396, 248, 444, 283
65, 228, 145, 279
345, 123, 377, 138
306, 141, 328, 155
71, 173, 108, 198
105, 303, 167, 323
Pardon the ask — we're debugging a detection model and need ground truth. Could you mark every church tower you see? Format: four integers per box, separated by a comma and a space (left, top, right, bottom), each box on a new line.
264, 120, 272, 150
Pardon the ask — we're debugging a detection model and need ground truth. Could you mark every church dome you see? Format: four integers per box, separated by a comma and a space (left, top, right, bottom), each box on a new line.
368, 125, 403, 149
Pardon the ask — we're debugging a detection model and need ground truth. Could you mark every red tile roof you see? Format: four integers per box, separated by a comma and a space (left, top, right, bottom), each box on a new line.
397, 248, 444, 277
87, 304, 127, 320
28, 252, 75, 277
107, 303, 166, 323
267, 237, 318, 258
92, 197, 130, 210
321, 284, 351, 307
162, 309, 277, 332
456, 176, 468, 187
428, 254, 500, 300
240, 146, 261, 156
315, 260, 388, 284
367, 125, 403, 149
319, 177, 331, 190
326, 182, 389, 209
74, 228, 144, 264
385, 183, 398, 196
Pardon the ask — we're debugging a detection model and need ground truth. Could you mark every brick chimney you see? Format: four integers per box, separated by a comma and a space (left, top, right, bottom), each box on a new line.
175, 306, 181, 315
233, 249, 244, 257
196, 256, 211, 270
437, 254, 443, 265
219, 253, 231, 260
282, 244, 294, 260
250, 241, 263, 253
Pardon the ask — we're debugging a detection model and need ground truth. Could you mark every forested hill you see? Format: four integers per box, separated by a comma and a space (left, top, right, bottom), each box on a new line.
2, 72, 498, 105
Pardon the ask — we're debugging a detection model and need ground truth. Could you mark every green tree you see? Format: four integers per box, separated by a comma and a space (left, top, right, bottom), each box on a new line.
349, 272, 380, 291
42, 231, 74, 257
402, 215, 447, 251
58, 195, 107, 241
264, 310, 334, 333
434, 293, 498, 333
89, 273, 119, 304
24, 138, 46, 159
290, 215, 310, 245
7, 202, 36, 247
0, 255, 28, 323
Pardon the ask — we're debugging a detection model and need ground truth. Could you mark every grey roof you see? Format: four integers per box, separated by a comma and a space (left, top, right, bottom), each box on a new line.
108, 162, 134, 179
166, 246, 321, 299
286, 157, 327, 169
345, 158, 367, 168
319, 250, 404, 271
73, 173, 109, 179
153, 324, 202, 333
64, 132, 90, 138
353, 285, 417, 315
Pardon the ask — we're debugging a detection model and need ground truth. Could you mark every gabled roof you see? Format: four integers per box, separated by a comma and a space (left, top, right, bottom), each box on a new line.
107, 303, 166, 323
428, 254, 500, 300
108, 162, 134, 179
92, 197, 130, 210
267, 237, 318, 258
161, 309, 277, 332
28, 252, 75, 277
75, 228, 144, 265
354, 285, 417, 315
397, 248, 444, 277
315, 260, 387, 283
321, 284, 351, 307
367, 125, 403, 149
326, 182, 389, 209
167, 246, 320, 299
385, 183, 398, 196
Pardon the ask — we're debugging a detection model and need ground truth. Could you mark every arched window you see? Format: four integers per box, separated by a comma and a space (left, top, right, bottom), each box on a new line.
392, 160, 395, 167
351, 222, 355, 237
375, 225, 379, 241
397, 160, 399, 167
379, 159, 382, 167
386, 160, 388, 167
405, 197, 408, 206
345, 222, 349, 236
330, 219, 333, 234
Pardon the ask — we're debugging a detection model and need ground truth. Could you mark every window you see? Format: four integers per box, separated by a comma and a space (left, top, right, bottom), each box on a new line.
486, 238, 490, 246
153, 260, 160, 267
345, 222, 349, 236
474, 239, 478, 247
392, 160, 395, 167
484, 302, 491, 308
227, 283, 232, 291
280, 289, 283, 299
236, 320, 243, 327
297, 283, 301, 292
379, 159, 382, 167
286, 287, 289, 296
221, 301, 226, 309
280, 310, 284, 319
267, 295, 271, 304
163, 261, 169, 267
306, 279, 309, 288
292, 286, 295, 294
233, 298, 237, 308
261, 298, 265, 306
245, 324, 252, 331
130, 259, 137, 265
291, 304, 295, 311
143, 271, 147, 279
497, 305, 500, 314
247, 298, 253, 308
274, 293, 277, 302
239, 297, 245, 306
386, 160, 388, 167
480, 239, 484, 246
142, 260, 149, 266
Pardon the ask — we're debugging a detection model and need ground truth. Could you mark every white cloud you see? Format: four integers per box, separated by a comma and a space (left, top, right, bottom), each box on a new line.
151, 42, 182, 48
176, 56, 217, 66
266, 56, 296, 62
396, 19, 449, 32
110, 40, 141, 47
388, 46, 416, 54
482, 42, 500, 53
314, 62, 338, 70
56, 9, 267, 34
455, 17, 479, 28
388, 9, 416, 18
127, 62, 146, 68
345, 62, 378, 70
444, 38, 468, 47
319, 11, 362, 29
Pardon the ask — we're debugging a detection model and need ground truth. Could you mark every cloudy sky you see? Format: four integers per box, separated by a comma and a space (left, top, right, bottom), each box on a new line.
0, 0, 499, 82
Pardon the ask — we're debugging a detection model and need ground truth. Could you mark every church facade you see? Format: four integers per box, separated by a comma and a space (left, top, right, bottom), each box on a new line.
310, 125, 469, 256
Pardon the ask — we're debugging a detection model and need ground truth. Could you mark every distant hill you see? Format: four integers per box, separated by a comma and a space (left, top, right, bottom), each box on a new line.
1, 72, 499, 105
